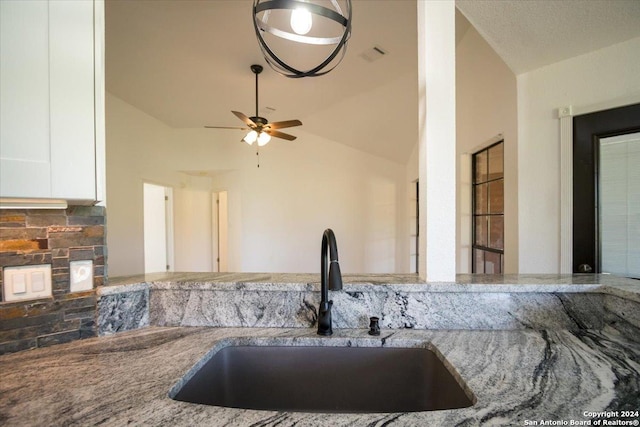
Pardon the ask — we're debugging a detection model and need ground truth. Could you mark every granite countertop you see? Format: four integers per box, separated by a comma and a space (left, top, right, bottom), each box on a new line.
100, 273, 640, 302
1, 326, 639, 426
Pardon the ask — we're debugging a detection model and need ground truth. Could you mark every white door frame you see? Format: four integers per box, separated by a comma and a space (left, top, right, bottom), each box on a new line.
217, 190, 229, 272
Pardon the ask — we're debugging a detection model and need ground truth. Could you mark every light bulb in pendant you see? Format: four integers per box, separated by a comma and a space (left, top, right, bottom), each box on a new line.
290, 8, 312, 35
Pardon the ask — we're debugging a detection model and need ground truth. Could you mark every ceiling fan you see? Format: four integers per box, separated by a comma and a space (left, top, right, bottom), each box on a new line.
205, 64, 302, 146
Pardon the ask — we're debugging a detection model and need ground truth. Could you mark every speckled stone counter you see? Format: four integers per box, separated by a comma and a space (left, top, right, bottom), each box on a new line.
0, 326, 638, 426
97, 273, 640, 336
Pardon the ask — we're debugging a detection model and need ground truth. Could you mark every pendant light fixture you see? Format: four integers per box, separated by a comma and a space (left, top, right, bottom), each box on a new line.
253, 0, 352, 78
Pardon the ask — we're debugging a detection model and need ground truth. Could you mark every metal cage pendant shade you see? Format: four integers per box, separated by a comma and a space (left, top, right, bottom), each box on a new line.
253, 0, 352, 78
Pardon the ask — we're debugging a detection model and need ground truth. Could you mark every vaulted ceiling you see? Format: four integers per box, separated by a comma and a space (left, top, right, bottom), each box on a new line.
106, 0, 640, 165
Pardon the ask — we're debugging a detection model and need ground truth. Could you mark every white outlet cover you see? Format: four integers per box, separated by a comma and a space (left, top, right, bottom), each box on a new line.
70, 260, 93, 292
2, 265, 52, 302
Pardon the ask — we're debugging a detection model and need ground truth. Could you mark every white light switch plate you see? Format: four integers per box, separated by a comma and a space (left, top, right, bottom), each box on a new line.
31, 271, 46, 292
12, 273, 27, 294
2, 265, 52, 302
70, 260, 93, 292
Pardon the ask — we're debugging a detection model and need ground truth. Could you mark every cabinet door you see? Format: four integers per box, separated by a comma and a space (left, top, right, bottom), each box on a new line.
49, 0, 96, 200
0, 0, 96, 201
0, 0, 52, 198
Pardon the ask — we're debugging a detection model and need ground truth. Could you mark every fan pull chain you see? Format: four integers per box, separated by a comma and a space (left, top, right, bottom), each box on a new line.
256, 146, 260, 168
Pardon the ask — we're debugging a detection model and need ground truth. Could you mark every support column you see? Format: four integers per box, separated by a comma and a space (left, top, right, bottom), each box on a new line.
558, 106, 573, 274
417, 0, 456, 281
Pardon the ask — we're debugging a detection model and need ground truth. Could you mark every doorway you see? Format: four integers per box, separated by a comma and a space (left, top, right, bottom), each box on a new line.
599, 132, 640, 278
143, 186, 229, 273
171, 189, 229, 272
573, 103, 640, 276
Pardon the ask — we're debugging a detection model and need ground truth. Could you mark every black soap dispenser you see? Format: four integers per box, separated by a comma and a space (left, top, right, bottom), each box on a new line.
368, 316, 380, 336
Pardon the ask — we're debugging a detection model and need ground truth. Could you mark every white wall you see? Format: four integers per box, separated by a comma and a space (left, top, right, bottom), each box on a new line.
517, 36, 640, 273
106, 92, 410, 276
456, 24, 518, 273
106, 92, 171, 276
106, 93, 213, 276
193, 128, 410, 274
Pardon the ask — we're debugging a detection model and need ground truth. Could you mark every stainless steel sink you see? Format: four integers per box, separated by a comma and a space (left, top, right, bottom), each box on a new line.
170, 345, 474, 413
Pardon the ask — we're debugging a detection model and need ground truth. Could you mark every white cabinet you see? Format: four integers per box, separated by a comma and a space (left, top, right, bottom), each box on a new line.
0, 0, 104, 203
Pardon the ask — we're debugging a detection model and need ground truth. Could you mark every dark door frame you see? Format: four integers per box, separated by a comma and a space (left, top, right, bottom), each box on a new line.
572, 103, 640, 273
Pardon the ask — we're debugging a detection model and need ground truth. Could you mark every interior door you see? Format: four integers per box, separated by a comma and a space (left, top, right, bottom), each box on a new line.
143, 182, 168, 273
573, 103, 640, 275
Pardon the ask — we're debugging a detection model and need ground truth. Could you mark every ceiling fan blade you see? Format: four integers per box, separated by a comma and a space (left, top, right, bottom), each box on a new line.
232, 111, 256, 127
264, 129, 297, 141
267, 119, 302, 130
204, 125, 248, 130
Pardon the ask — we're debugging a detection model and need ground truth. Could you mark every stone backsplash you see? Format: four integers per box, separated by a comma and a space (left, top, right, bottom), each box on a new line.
97, 274, 640, 344
0, 206, 106, 354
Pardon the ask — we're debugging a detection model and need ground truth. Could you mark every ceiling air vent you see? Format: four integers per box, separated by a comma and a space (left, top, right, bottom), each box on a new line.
260, 106, 276, 115
360, 46, 387, 63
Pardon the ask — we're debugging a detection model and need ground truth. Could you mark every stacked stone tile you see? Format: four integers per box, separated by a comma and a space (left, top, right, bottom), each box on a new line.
0, 207, 106, 354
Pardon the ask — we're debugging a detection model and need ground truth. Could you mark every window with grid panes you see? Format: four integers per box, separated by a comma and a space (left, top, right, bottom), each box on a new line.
472, 141, 504, 273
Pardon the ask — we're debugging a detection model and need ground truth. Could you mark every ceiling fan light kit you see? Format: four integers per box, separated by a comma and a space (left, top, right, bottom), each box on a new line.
253, 0, 352, 78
